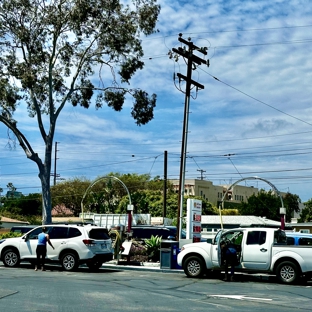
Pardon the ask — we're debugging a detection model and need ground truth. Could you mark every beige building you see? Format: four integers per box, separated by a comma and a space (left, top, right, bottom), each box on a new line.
170, 179, 260, 207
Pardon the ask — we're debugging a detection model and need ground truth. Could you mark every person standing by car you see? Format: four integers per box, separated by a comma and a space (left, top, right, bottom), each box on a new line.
220, 241, 237, 282
35, 227, 54, 271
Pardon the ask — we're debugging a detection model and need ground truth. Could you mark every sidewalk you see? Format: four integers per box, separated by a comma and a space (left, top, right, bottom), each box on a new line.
101, 259, 184, 274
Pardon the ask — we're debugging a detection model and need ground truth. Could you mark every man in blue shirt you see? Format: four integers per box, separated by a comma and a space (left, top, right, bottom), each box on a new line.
35, 227, 54, 271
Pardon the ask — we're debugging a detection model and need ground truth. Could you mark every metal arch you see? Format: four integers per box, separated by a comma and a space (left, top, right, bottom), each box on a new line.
219, 176, 284, 229
80, 176, 132, 222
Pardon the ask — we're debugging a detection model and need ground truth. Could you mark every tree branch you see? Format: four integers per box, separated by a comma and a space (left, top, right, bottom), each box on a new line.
0, 115, 42, 165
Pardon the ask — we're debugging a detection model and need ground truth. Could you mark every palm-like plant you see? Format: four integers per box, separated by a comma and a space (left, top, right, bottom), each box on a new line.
145, 235, 162, 262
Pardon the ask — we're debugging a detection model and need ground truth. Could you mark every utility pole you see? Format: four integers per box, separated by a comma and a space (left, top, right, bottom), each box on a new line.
197, 169, 206, 180
172, 34, 208, 241
163, 150, 167, 219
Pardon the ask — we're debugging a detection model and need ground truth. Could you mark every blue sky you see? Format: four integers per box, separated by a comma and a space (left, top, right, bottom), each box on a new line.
1, 0, 312, 203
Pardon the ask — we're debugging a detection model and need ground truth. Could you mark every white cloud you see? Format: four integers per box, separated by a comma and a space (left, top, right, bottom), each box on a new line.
2, 0, 312, 203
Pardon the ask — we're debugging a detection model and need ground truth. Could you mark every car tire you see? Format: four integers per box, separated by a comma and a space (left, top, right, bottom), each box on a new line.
87, 260, 103, 271
183, 256, 205, 278
276, 261, 299, 284
61, 252, 79, 271
3, 249, 20, 267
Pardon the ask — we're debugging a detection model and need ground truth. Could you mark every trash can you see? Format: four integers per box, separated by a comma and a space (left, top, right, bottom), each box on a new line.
160, 240, 179, 269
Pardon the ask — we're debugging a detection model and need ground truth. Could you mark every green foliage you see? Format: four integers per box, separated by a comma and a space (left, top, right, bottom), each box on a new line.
51, 177, 93, 216
237, 190, 301, 222
144, 235, 161, 261
116, 191, 218, 220
299, 199, 312, 222
0, 231, 23, 239
131, 90, 156, 126
51, 174, 174, 216
237, 190, 281, 220
283, 192, 300, 222
220, 209, 240, 215
1, 193, 42, 216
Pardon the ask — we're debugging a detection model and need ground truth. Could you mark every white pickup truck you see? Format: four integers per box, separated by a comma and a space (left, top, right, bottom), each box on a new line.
177, 227, 312, 284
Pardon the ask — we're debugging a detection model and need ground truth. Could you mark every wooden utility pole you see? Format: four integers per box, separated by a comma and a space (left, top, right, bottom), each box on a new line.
197, 169, 206, 180
172, 34, 208, 241
163, 150, 167, 219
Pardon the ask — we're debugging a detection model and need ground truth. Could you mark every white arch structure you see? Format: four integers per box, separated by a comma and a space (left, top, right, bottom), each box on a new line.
219, 176, 285, 230
80, 176, 132, 222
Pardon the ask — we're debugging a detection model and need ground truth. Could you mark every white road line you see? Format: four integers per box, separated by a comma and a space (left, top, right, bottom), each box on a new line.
209, 295, 272, 301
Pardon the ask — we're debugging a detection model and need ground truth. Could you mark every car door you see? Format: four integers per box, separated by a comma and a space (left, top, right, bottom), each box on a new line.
46, 226, 69, 260
240, 230, 271, 270
216, 230, 243, 268
18, 227, 44, 260
211, 230, 223, 267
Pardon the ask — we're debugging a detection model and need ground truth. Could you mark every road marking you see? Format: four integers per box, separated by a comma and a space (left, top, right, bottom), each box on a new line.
209, 295, 272, 301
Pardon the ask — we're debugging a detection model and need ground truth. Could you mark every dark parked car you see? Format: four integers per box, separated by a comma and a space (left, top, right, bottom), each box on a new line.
10, 225, 37, 234
130, 225, 186, 241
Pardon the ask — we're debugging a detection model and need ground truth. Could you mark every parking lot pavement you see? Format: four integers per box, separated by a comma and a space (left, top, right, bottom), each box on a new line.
102, 260, 312, 285
101, 260, 278, 282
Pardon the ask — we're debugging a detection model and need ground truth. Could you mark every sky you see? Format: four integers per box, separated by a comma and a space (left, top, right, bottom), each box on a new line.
1, 0, 312, 203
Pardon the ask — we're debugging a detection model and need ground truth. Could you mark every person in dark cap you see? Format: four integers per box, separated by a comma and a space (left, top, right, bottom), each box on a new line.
35, 227, 54, 271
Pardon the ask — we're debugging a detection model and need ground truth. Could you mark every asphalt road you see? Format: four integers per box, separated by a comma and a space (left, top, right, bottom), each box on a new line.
0, 263, 312, 312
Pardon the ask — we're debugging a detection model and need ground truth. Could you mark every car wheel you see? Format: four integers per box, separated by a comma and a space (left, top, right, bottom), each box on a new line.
3, 249, 20, 267
61, 252, 78, 271
276, 261, 299, 284
87, 260, 103, 271
184, 256, 204, 278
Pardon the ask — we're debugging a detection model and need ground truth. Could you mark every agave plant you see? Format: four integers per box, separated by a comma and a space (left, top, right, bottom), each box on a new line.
145, 235, 162, 262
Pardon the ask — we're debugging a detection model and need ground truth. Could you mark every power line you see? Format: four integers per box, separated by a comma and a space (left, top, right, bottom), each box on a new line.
199, 68, 312, 128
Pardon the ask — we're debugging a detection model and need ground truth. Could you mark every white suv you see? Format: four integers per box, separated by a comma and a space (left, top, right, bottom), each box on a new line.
0, 224, 113, 271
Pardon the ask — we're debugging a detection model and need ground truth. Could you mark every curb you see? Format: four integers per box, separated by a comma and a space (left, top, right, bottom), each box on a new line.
101, 262, 184, 274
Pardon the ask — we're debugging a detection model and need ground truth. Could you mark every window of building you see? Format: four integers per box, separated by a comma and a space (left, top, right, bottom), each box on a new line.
299, 229, 310, 233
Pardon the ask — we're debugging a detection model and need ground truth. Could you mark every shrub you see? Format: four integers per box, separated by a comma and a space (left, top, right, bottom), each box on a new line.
0, 232, 23, 239
129, 240, 148, 262
145, 235, 161, 262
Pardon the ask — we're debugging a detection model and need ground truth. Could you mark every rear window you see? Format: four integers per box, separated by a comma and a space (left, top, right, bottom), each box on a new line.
274, 230, 287, 245
299, 237, 312, 245
287, 237, 295, 245
88, 229, 110, 240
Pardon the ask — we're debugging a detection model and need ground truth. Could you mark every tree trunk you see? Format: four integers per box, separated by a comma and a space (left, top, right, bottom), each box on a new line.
38, 138, 53, 225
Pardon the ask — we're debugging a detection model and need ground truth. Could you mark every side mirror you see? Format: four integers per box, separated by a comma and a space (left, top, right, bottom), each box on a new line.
206, 238, 212, 244
23, 235, 29, 242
